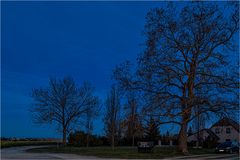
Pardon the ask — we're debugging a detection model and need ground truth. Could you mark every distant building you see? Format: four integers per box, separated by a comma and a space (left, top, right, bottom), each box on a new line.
188, 117, 240, 145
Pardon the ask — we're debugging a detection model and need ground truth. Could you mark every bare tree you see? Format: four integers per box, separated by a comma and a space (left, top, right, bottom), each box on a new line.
122, 92, 143, 146
85, 109, 93, 148
103, 85, 121, 150
85, 101, 100, 148
114, 2, 239, 154
144, 116, 160, 141
31, 77, 99, 146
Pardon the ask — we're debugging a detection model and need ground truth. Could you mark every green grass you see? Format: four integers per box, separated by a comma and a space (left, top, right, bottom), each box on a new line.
1, 141, 57, 148
27, 146, 215, 159
189, 147, 215, 155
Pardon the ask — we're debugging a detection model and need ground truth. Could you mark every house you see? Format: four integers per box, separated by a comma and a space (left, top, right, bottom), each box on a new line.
188, 129, 219, 143
210, 117, 239, 143
188, 118, 240, 146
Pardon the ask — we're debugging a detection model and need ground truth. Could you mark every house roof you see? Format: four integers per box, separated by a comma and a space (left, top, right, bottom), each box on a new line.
211, 117, 240, 132
204, 129, 219, 140
188, 129, 219, 140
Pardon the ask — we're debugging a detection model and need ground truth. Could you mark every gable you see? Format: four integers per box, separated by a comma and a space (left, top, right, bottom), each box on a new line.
188, 129, 219, 141
211, 118, 240, 132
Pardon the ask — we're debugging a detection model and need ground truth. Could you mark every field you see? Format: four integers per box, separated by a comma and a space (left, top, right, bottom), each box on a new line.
1, 141, 57, 148
27, 146, 215, 159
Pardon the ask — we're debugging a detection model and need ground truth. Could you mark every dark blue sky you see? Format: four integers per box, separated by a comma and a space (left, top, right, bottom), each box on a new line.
2, 1, 236, 138
1, 1, 167, 138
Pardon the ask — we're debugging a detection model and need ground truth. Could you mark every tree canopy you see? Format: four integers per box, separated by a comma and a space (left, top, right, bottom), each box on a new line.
31, 77, 99, 145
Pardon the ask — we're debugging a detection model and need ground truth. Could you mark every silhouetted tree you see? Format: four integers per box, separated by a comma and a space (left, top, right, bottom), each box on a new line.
145, 117, 160, 141
68, 130, 106, 147
85, 101, 100, 148
31, 77, 99, 145
121, 92, 144, 146
166, 130, 170, 137
68, 130, 87, 146
103, 85, 121, 150
114, 2, 239, 154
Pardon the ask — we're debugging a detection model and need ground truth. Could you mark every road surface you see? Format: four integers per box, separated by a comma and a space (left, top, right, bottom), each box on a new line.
1, 146, 100, 160
1, 146, 239, 160
173, 153, 239, 160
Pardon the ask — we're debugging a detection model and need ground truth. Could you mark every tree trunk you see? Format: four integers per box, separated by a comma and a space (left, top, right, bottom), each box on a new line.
63, 128, 67, 146
178, 64, 194, 154
132, 135, 135, 146
178, 118, 188, 155
111, 134, 115, 150
86, 133, 89, 148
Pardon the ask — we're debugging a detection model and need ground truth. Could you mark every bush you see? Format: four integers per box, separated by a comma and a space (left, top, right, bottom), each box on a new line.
68, 130, 108, 147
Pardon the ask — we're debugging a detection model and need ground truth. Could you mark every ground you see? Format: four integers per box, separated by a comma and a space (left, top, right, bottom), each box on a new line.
1, 146, 98, 160
1, 145, 239, 160
1, 141, 57, 148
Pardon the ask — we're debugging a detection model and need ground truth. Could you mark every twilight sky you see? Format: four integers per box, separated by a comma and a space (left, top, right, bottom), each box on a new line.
2, 1, 237, 138
1, 1, 166, 138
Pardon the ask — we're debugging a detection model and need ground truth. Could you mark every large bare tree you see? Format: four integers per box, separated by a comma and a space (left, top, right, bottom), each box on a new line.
31, 77, 99, 145
114, 2, 239, 154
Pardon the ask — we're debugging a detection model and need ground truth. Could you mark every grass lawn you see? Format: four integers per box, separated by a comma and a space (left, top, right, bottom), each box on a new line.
27, 146, 215, 159
1, 141, 57, 148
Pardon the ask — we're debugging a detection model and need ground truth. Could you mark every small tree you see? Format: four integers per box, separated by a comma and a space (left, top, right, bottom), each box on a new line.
103, 85, 121, 150
85, 100, 100, 147
85, 109, 94, 148
122, 92, 143, 146
68, 130, 87, 146
31, 77, 99, 145
145, 117, 160, 141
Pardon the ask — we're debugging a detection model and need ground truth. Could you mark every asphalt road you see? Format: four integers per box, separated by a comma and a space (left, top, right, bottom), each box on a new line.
1, 146, 239, 160
1, 146, 100, 160
172, 153, 239, 160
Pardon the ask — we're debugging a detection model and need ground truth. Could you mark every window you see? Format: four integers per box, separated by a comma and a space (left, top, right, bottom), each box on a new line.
226, 128, 231, 134
215, 128, 220, 134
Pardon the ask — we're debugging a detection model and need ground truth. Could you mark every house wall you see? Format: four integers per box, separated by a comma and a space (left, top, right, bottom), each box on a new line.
187, 130, 209, 142
210, 126, 240, 143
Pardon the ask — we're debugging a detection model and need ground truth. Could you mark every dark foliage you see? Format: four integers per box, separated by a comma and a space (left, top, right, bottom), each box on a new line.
68, 130, 109, 147
145, 117, 160, 141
